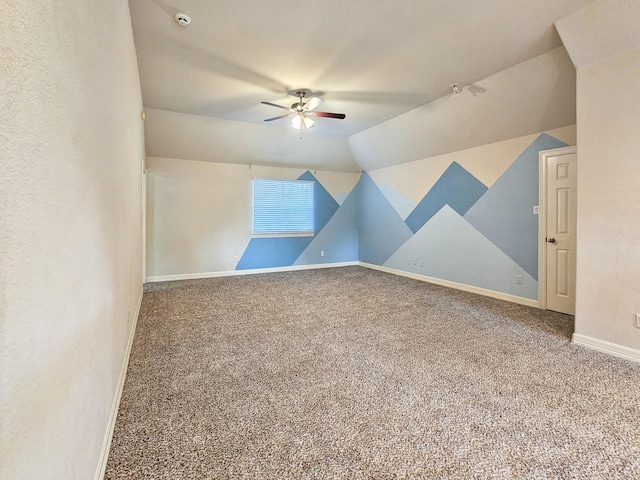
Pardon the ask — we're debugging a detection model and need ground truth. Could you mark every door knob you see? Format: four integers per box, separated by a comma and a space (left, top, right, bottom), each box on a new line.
546, 238, 556, 244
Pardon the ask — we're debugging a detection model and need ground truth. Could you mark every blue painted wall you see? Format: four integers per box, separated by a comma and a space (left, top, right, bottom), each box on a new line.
236, 236, 314, 270
405, 162, 487, 233
235, 133, 569, 301
237, 171, 359, 270
357, 172, 413, 265
294, 181, 360, 265
374, 133, 569, 299
464, 134, 568, 280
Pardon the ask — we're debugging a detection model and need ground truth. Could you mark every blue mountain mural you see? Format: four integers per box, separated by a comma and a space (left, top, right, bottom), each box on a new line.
236, 171, 342, 270
358, 172, 413, 265
236, 237, 313, 270
379, 183, 417, 220
385, 205, 538, 299
293, 182, 359, 265
404, 162, 487, 233
464, 134, 568, 280
298, 171, 339, 233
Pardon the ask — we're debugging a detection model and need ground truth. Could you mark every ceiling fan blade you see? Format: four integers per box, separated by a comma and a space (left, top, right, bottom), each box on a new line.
303, 96, 323, 111
308, 111, 346, 119
261, 101, 290, 111
263, 114, 292, 122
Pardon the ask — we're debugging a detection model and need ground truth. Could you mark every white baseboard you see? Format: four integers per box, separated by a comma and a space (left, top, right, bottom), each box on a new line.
145, 261, 359, 283
148, 261, 538, 308
94, 287, 144, 480
572, 333, 640, 364
359, 262, 539, 308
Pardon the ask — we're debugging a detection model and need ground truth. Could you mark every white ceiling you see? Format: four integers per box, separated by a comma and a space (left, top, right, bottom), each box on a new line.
130, 0, 592, 171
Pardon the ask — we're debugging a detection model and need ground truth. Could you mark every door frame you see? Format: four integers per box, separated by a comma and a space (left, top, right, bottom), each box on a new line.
538, 145, 577, 310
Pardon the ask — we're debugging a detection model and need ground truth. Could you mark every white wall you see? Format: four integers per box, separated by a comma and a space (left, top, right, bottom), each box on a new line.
146, 157, 360, 278
0, 1, 144, 479
556, 0, 640, 356
147, 158, 257, 276
367, 125, 576, 196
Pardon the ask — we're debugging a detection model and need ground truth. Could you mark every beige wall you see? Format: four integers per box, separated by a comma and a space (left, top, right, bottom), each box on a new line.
0, 1, 144, 479
557, 0, 640, 355
574, 49, 640, 349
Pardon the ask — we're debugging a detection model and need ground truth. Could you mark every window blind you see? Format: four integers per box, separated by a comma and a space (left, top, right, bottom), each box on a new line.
252, 178, 315, 235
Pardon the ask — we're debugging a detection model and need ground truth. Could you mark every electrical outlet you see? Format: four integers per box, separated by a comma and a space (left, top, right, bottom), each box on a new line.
320, 250, 325, 257
234, 255, 239, 262
533, 206, 539, 215
636, 313, 640, 329
515, 275, 523, 284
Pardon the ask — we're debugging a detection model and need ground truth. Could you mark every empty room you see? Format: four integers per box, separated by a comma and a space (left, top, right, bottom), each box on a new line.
3, 0, 640, 479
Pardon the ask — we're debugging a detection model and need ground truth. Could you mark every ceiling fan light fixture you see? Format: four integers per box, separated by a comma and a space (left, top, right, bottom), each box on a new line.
291, 113, 315, 130
263, 88, 343, 130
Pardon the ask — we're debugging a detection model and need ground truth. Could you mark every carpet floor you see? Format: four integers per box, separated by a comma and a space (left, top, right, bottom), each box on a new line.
105, 266, 640, 479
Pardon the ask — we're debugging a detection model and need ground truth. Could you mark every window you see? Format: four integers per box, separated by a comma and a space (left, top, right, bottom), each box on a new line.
252, 178, 314, 236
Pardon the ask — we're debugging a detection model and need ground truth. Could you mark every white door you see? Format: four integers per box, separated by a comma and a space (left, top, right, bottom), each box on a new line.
544, 150, 577, 315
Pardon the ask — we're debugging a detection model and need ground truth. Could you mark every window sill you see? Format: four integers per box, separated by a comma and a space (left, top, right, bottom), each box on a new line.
252, 232, 315, 238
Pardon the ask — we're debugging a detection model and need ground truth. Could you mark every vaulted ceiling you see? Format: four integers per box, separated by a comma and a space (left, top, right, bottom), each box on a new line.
130, 0, 592, 172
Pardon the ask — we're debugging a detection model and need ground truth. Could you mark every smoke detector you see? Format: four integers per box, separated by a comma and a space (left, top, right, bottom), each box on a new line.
174, 12, 191, 26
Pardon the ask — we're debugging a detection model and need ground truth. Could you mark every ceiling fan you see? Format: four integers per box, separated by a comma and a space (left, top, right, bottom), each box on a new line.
261, 89, 346, 130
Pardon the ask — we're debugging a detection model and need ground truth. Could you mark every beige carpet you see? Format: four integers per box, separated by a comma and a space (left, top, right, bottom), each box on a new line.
105, 266, 640, 479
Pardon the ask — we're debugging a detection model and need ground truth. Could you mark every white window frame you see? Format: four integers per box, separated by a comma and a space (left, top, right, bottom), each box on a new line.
252, 178, 315, 238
